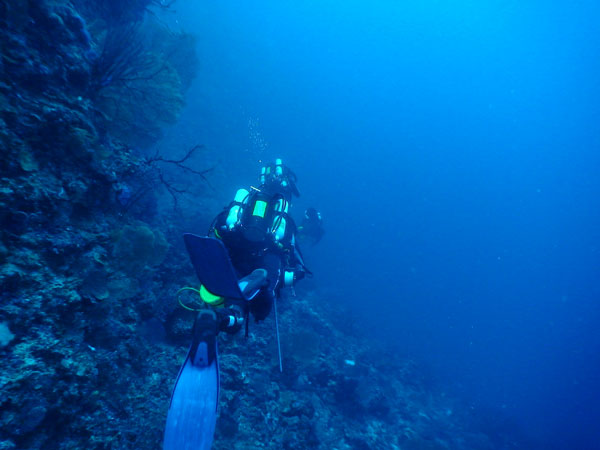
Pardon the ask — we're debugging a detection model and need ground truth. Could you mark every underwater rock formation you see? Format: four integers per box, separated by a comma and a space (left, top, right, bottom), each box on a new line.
0, 1, 197, 448
112, 223, 169, 275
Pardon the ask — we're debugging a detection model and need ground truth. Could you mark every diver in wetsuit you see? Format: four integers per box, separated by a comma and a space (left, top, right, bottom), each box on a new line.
297, 207, 324, 246
203, 158, 308, 334
164, 160, 309, 448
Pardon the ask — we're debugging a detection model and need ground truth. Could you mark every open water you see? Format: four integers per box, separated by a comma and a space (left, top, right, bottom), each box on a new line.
168, 1, 600, 448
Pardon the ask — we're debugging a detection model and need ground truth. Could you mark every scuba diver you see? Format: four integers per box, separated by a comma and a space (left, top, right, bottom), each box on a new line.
297, 207, 325, 246
164, 159, 313, 449
200, 158, 308, 336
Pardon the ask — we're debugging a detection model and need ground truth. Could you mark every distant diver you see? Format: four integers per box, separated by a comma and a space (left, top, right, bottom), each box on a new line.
164, 158, 315, 449
297, 207, 324, 246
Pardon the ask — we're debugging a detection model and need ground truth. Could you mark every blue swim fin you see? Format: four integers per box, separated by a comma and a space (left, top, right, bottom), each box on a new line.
163, 311, 219, 450
164, 235, 264, 449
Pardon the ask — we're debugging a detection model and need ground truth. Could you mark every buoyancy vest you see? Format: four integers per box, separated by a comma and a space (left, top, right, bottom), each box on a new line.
220, 188, 296, 250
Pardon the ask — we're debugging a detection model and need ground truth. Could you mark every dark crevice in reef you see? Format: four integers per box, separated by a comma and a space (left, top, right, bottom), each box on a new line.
1, 1, 529, 449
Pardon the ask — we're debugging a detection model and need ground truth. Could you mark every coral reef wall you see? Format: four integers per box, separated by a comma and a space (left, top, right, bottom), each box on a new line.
1, 1, 522, 449
1, 1, 199, 448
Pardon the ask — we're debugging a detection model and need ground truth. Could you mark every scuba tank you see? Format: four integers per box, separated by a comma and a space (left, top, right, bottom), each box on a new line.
225, 189, 250, 230
272, 196, 289, 242
260, 166, 266, 185
261, 158, 298, 197
237, 191, 295, 246
221, 159, 297, 246
283, 270, 295, 287
274, 159, 290, 190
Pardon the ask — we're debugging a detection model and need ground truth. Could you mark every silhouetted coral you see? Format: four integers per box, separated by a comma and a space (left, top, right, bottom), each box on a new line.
89, 21, 197, 146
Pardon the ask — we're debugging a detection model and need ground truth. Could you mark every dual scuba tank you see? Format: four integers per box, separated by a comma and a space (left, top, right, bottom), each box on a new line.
222, 159, 295, 248
220, 159, 298, 287
223, 187, 293, 246
260, 158, 288, 189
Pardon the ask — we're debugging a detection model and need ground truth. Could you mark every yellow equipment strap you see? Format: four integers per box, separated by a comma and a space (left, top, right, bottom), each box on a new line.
176, 287, 204, 311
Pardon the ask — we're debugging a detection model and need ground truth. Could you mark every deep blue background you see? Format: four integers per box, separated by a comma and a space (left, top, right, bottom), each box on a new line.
167, 1, 600, 447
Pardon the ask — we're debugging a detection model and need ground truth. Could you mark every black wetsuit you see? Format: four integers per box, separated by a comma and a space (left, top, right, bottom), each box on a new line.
210, 192, 305, 322
225, 245, 282, 321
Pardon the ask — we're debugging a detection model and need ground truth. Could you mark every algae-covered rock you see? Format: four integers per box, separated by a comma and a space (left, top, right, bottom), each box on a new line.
18, 400, 48, 435
65, 126, 96, 156
0, 264, 24, 292
164, 307, 195, 343
112, 222, 169, 275
0, 322, 15, 347
282, 328, 321, 365
18, 147, 38, 172
2, 210, 29, 235
0, 439, 16, 450
80, 268, 110, 300
107, 275, 140, 300
0, 241, 8, 263
65, 178, 89, 204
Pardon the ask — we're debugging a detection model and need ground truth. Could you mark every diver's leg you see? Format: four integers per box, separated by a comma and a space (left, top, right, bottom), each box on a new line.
215, 304, 245, 334
218, 269, 268, 334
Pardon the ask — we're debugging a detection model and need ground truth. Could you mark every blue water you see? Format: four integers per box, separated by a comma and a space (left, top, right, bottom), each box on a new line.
168, 1, 600, 447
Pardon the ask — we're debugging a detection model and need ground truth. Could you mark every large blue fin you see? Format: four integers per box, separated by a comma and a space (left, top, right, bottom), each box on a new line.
164, 235, 256, 449
163, 235, 242, 450
163, 344, 219, 450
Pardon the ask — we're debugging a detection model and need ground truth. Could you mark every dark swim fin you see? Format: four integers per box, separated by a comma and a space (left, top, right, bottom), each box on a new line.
183, 234, 267, 303
163, 311, 219, 450
164, 235, 266, 449
183, 234, 246, 301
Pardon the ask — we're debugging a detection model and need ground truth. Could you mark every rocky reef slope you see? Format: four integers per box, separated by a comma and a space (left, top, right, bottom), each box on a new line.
210, 292, 505, 450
